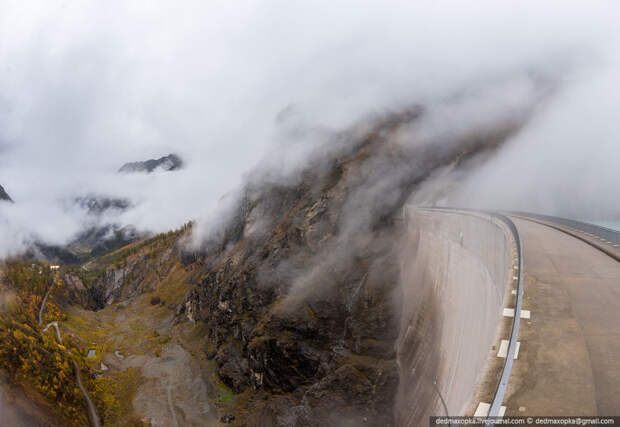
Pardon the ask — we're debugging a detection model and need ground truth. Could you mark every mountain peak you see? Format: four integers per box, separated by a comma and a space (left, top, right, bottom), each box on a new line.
118, 153, 183, 174
0, 184, 13, 202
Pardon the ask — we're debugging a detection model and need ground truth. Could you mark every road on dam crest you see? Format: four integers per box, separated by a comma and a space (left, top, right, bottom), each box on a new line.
505, 217, 620, 415
399, 207, 620, 424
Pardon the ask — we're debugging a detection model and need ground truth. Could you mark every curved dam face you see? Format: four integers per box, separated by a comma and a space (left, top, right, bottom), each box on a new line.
396, 208, 515, 425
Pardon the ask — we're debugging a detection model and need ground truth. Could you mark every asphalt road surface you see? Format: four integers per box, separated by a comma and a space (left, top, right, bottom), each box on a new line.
505, 217, 620, 415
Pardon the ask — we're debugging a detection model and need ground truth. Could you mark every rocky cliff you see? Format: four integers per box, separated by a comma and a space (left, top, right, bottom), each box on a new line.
172, 109, 523, 425
8, 108, 526, 426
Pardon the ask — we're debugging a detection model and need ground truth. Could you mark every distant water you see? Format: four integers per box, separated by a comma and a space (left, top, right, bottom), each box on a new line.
587, 220, 620, 232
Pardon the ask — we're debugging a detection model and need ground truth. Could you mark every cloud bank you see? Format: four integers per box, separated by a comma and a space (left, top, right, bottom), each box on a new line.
1, 0, 619, 257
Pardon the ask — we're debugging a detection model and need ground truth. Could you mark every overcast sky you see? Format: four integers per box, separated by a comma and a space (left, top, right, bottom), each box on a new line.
0, 1, 619, 256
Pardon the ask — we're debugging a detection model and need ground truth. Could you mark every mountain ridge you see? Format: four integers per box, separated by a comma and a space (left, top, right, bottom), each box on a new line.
118, 153, 183, 174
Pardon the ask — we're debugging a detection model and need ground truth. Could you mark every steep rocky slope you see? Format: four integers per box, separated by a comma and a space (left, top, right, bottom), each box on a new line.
1, 107, 527, 426
172, 109, 523, 425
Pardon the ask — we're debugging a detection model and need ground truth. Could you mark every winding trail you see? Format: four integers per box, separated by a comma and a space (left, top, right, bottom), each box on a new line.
42, 321, 62, 343
38, 279, 55, 325
72, 359, 101, 427
42, 321, 101, 427
40, 283, 102, 427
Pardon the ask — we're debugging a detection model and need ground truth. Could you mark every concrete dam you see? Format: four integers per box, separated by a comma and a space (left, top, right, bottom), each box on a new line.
397, 207, 620, 425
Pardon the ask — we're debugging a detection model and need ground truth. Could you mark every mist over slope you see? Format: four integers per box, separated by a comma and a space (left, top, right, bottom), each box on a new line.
1, 1, 620, 257
175, 97, 538, 424
0, 101, 533, 426
2, 3, 620, 426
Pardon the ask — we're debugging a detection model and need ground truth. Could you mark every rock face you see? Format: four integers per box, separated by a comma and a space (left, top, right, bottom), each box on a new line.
88, 245, 177, 308
60, 273, 96, 309
174, 109, 523, 426
0, 185, 13, 203
118, 153, 183, 174
179, 113, 414, 426
63, 108, 525, 425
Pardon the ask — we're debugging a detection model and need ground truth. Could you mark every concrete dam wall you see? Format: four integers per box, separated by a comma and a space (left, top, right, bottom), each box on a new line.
396, 208, 516, 425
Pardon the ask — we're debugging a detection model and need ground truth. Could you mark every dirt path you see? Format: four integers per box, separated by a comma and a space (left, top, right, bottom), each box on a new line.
42, 321, 62, 343
38, 272, 101, 426
38, 280, 54, 325
43, 320, 101, 427
41, 313, 101, 427
72, 358, 101, 427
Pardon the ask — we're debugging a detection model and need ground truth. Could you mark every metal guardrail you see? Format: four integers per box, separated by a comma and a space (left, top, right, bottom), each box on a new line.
511, 212, 620, 246
409, 206, 524, 419
488, 213, 523, 417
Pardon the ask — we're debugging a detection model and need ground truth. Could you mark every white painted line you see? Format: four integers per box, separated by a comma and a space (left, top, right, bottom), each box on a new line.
474, 402, 490, 417
475, 402, 490, 417
513, 265, 518, 270
503, 308, 531, 319
474, 402, 507, 417
513, 276, 518, 280
511, 290, 517, 295
497, 340, 520, 359
497, 340, 509, 357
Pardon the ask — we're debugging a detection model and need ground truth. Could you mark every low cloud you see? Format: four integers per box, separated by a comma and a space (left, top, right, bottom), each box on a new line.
1, 1, 619, 257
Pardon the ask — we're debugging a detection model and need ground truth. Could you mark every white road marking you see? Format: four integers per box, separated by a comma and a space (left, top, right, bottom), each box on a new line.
514, 341, 521, 359
497, 340, 509, 357
474, 402, 490, 416
497, 340, 521, 359
503, 308, 530, 319
474, 402, 507, 417
511, 290, 517, 295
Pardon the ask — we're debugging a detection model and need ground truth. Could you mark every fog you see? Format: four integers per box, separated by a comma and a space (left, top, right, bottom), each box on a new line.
1, 0, 619, 257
